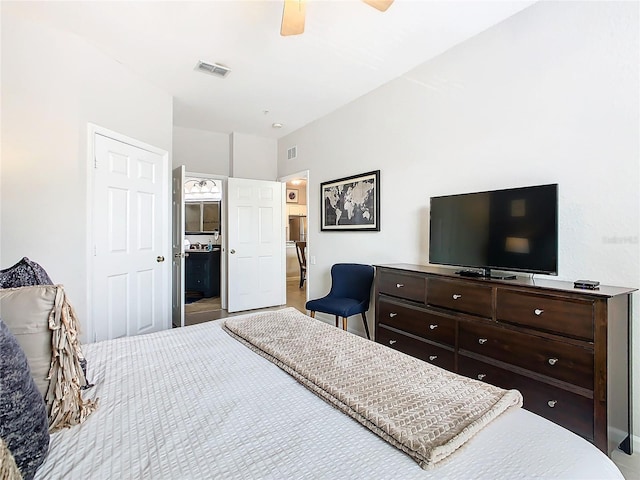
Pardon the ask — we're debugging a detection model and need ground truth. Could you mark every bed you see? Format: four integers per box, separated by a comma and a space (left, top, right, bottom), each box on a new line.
34, 307, 623, 479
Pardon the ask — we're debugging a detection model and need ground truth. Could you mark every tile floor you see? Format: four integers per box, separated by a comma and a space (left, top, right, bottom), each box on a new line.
611, 448, 640, 479
184, 277, 307, 326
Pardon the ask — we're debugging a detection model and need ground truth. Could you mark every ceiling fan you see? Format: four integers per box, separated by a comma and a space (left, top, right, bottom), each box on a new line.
281, 0, 394, 36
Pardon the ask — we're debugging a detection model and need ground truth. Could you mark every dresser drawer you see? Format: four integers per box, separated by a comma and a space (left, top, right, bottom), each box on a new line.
377, 270, 425, 303
459, 321, 594, 390
377, 327, 455, 370
458, 355, 593, 440
497, 289, 594, 341
378, 299, 456, 346
427, 278, 492, 318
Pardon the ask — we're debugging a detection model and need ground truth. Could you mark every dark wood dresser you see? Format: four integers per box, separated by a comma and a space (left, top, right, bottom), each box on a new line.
374, 263, 636, 456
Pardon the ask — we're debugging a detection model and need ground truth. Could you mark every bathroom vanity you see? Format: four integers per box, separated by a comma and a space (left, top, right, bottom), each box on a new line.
185, 248, 221, 298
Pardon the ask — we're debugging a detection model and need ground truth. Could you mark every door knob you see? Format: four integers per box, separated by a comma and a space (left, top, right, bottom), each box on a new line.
156, 256, 165, 262
230, 249, 236, 254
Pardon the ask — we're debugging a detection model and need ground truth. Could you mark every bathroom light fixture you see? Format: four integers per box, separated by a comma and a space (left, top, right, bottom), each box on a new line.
184, 178, 221, 200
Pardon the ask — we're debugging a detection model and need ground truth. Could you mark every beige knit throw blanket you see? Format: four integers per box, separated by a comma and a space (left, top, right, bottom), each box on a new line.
223, 308, 523, 469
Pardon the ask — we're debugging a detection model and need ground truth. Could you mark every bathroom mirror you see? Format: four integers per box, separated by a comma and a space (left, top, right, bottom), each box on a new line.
185, 201, 221, 234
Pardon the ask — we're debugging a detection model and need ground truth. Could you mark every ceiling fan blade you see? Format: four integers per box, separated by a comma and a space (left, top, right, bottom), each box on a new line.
362, 0, 394, 12
281, 0, 306, 36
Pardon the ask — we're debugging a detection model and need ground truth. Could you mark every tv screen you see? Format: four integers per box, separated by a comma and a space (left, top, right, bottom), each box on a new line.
429, 184, 558, 276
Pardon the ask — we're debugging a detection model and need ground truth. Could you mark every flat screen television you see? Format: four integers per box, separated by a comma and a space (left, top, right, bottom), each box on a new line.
429, 184, 558, 278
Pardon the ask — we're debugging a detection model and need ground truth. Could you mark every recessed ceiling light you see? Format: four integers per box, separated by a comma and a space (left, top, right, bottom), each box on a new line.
272, 123, 283, 129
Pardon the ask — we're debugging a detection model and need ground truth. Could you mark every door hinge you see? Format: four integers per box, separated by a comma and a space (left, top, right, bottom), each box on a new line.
94, 155, 98, 169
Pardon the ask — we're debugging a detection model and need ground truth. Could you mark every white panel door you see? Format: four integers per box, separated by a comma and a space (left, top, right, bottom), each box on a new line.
227, 178, 285, 312
93, 133, 169, 341
171, 166, 185, 328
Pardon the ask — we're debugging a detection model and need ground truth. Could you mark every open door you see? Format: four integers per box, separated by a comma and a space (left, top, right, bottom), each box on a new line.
171, 166, 185, 327
227, 178, 285, 312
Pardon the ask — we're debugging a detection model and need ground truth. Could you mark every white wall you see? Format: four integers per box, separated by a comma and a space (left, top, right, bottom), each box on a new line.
231, 132, 278, 180
172, 128, 277, 180
0, 12, 174, 329
278, 0, 640, 436
173, 125, 230, 175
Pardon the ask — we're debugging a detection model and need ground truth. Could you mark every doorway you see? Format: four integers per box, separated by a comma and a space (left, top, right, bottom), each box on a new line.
181, 172, 226, 323
175, 170, 308, 326
176, 173, 287, 325
282, 171, 309, 314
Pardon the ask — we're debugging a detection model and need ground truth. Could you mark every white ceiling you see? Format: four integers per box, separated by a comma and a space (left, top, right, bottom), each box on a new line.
5, 0, 536, 139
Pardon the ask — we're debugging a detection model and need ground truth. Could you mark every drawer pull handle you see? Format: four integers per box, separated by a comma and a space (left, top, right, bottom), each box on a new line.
452, 294, 462, 300
478, 338, 488, 345
396, 283, 404, 288
548, 358, 558, 366
477, 374, 486, 380
547, 400, 557, 408
429, 324, 438, 330
389, 340, 397, 345
534, 308, 544, 316
389, 313, 398, 318
429, 355, 438, 361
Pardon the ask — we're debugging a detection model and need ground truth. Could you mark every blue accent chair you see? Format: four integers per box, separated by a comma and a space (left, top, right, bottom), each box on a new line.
305, 263, 375, 339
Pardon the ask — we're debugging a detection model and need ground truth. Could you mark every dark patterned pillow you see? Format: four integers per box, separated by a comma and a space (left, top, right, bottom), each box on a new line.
0, 257, 53, 289
0, 318, 50, 480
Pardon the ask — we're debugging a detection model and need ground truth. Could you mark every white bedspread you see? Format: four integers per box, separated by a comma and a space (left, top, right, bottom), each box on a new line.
36, 309, 623, 479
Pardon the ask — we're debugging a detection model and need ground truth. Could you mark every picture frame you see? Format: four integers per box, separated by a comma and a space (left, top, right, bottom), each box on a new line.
320, 170, 380, 231
286, 189, 299, 203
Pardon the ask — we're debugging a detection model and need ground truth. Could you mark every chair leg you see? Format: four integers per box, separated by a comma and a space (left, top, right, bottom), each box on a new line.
361, 312, 371, 340
342, 317, 348, 331
310, 311, 315, 318
335, 315, 339, 328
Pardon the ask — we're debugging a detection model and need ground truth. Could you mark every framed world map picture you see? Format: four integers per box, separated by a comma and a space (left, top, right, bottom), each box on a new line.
320, 170, 380, 231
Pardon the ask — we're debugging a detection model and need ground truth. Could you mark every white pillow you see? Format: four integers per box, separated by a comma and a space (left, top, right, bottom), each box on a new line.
0, 285, 54, 397
0, 285, 97, 431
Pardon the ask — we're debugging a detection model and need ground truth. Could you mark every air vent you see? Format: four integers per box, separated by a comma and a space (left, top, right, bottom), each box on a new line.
195, 61, 231, 78
287, 146, 297, 160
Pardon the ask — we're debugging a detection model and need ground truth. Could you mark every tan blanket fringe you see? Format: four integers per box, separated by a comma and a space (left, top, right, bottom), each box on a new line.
224, 308, 523, 469
0, 437, 22, 480
45, 286, 98, 431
